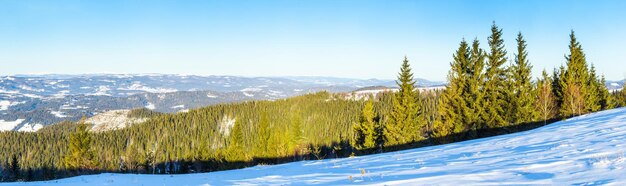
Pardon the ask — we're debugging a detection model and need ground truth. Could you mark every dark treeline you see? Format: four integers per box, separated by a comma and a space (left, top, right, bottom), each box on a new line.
1, 23, 625, 182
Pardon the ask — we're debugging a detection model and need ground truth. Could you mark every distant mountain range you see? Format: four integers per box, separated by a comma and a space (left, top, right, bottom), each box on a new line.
0, 74, 445, 132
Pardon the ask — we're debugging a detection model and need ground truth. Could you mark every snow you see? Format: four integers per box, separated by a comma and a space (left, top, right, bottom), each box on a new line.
17, 123, 44, 132
145, 102, 156, 110
241, 87, 262, 92
5, 108, 626, 185
242, 92, 254, 97
218, 116, 236, 136
18, 85, 44, 92
119, 82, 177, 93
50, 110, 67, 118
88, 86, 111, 96
206, 93, 218, 98
171, 105, 185, 109
0, 119, 25, 131
53, 90, 70, 98
611, 82, 619, 86
0, 100, 10, 110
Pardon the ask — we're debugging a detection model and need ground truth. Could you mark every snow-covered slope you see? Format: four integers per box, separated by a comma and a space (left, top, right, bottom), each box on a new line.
5, 108, 626, 185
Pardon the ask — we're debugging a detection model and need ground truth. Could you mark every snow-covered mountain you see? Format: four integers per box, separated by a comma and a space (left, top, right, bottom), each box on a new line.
0, 74, 444, 132
4, 107, 626, 185
607, 80, 625, 92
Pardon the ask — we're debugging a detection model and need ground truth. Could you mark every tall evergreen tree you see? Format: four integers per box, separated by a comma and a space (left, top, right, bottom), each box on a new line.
254, 113, 270, 157
63, 118, 96, 172
509, 32, 537, 124
483, 23, 509, 127
385, 56, 423, 146
465, 39, 486, 133
560, 31, 589, 117
353, 98, 377, 150
227, 119, 246, 161
552, 66, 565, 110
598, 75, 613, 110
433, 40, 470, 143
10, 155, 19, 181
586, 65, 601, 112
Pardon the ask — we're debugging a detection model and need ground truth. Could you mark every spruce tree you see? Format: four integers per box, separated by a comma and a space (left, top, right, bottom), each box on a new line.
560, 31, 589, 117
483, 23, 509, 127
227, 119, 246, 161
353, 98, 377, 150
63, 118, 96, 172
552, 66, 565, 110
254, 113, 270, 157
10, 155, 19, 181
621, 81, 626, 107
510, 32, 537, 124
385, 56, 423, 146
466, 39, 486, 133
598, 75, 613, 110
433, 40, 469, 143
586, 65, 601, 112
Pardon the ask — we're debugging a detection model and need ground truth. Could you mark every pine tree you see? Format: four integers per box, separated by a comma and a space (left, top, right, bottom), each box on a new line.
385, 56, 423, 146
586, 65, 601, 112
509, 32, 537, 124
483, 23, 509, 127
552, 66, 565, 110
598, 75, 613, 110
465, 39, 486, 134
353, 98, 377, 150
63, 118, 96, 172
254, 112, 270, 157
560, 31, 589, 117
227, 119, 246, 161
535, 70, 557, 124
10, 155, 19, 181
620, 81, 626, 107
433, 40, 469, 143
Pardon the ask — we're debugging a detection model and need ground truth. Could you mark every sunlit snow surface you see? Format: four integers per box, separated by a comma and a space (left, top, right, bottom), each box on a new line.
5, 108, 626, 185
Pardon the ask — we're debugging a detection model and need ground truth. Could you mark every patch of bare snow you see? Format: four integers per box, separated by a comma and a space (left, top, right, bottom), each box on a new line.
119, 82, 177, 93
0, 119, 25, 131
218, 116, 236, 136
50, 110, 67, 118
0, 100, 10, 110
171, 105, 185, 109
145, 102, 156, 110
207, 93, 218, 98
17, 123, 43, 132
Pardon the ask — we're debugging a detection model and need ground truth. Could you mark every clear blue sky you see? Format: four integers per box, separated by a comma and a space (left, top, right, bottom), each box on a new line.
1, 0, 625, 81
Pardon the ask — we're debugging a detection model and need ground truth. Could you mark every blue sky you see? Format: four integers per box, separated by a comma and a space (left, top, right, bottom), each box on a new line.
0, 0, 625, 81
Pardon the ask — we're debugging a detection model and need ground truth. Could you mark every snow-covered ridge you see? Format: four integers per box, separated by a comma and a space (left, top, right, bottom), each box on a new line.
9, 107, 626, 185
87, 110, 148, 132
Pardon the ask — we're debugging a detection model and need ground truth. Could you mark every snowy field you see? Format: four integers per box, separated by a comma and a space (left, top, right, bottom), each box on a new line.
4, 108, 626, 185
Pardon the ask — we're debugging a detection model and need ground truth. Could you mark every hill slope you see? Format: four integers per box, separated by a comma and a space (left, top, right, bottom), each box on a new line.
5, 108, 626, 185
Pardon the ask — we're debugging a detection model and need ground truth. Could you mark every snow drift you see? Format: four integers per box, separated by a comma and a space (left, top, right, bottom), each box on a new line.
4, 107, 626, 185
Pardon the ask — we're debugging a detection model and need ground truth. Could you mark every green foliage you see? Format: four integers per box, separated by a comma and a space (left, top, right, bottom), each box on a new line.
535, 70, 557, 123
63, 118, 96, 172
352, 98, 378, 150
559, 31, 589, 117
484, 23, 510, 127
509, 33, 537, 124
586, 65, 601, 112
433, 39, 472, 142
127, 108, 164, 118
598, 75, 614, 110
385, 57, 424, 146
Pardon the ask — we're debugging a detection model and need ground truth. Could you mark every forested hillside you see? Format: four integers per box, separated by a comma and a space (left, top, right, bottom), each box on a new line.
1, 24, 625, 182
